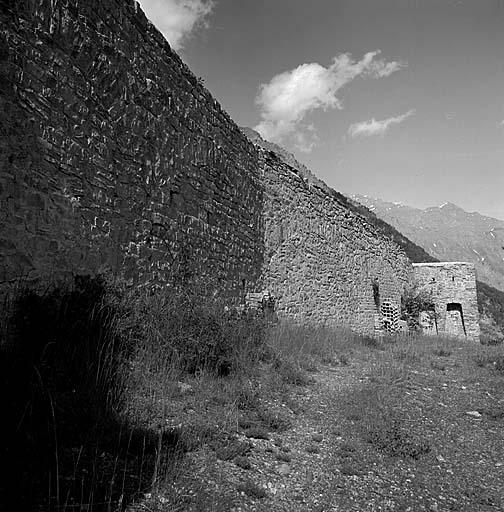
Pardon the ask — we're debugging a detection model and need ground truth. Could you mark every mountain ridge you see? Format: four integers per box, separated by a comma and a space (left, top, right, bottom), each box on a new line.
352, 195, 504, 293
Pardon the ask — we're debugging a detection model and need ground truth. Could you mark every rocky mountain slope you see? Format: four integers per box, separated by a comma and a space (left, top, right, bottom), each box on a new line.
241, 128, 436, 264
352, 196, 504, 293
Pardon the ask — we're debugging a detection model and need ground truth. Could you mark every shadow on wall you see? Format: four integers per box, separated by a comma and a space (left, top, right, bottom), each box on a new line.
0, 276, 180, 511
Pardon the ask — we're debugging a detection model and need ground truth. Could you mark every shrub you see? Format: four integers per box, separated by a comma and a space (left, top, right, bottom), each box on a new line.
401, 286, 436, 331
119, 283, 268, 377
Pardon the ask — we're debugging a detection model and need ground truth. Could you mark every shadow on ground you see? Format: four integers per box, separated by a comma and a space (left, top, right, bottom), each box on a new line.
0, 276, 181, 511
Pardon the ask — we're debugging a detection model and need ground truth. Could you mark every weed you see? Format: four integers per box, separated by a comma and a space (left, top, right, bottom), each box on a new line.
339, 441, 356, 453
474, 349, 504, 374
257, 407, 292, 432
475, 353, 488, 367
236, 387, 262, 411
244, 426, 270, 440
234, 456, 252, 470
360, 335, 381, 349
343, 357, 431, 461
276, 452, 292, 463
237, 480, 268, 499
339, 352, 350, 365
480, 405, 504, 421
340, 462, 365, 477
364, 421, 431, 459
214, 439, 251, 461
274, 358, 313, 386
2, 275, 400, 510
494, 356, 504, 374
433, 348, 452, 357
431, 360, 447, 371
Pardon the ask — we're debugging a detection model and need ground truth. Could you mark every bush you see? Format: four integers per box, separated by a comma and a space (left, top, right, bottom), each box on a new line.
118, 283, 268, 377
401, 286, 436, 331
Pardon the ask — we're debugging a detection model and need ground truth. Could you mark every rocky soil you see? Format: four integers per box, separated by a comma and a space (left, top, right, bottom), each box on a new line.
129, 339, 504, 512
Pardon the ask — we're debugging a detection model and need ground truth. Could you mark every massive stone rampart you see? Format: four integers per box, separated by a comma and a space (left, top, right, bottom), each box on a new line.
260, 150, 412, 334
0, 0, 413, 336
0, 0, 263, 298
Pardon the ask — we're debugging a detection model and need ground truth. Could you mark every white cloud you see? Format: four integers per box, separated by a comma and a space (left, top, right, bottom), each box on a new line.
499, 120, 504, 127
293, 124, 320, 153
348, 109, 415, 138
254, 51, 405, 144
138, 0, 215, 50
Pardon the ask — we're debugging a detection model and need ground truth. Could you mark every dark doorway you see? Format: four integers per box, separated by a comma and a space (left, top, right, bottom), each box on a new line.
445, 302, 466, 337
372, 278, 380, 310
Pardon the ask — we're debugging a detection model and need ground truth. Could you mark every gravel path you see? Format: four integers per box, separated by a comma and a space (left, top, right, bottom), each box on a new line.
131, 344, 504, 511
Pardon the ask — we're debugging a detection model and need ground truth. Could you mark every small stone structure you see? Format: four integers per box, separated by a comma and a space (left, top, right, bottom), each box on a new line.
413, 262, 480, 342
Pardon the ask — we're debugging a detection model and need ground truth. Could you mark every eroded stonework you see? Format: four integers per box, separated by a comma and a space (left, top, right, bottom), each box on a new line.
0, 0, 263, 300
1, 0, 416, 337
413, 262, 480, 342
260, 150, 412, 335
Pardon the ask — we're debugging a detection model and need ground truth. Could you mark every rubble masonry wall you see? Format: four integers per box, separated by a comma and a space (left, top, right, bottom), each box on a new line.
413, 262, 480, 342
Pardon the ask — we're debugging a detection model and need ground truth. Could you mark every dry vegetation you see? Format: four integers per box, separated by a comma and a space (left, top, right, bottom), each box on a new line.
2, 275, 504, 511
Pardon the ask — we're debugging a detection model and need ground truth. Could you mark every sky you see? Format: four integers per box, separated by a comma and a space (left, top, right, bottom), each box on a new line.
137, 0, 504, 221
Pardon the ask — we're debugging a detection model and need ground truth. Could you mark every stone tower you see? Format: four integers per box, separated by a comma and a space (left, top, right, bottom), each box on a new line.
413, 262, 480, 342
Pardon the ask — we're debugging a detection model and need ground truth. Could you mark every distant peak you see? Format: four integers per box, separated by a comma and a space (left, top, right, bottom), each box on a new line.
439, 202, 459, 209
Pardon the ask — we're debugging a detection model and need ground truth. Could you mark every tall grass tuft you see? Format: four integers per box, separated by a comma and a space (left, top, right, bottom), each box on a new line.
1, 274, 373, 511
0, 275, 151, 510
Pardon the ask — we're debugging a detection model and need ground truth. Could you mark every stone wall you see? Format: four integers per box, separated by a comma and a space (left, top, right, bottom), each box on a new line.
413, 262, 480, 342
260, 150, 412, 335
0, 0, 263, 298
0, 0, 415, 337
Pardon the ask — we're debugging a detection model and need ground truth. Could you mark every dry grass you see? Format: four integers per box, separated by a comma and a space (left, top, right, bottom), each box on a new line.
1, 275, 363, 511
4, 276, 503, 511
340, 335, 465, 460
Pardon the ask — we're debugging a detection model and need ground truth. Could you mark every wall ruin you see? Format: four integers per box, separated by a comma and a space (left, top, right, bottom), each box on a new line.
413, 262, 480, 342
0, 0, 414, 337
260, 150, 412, 335
0, 0, 263, 299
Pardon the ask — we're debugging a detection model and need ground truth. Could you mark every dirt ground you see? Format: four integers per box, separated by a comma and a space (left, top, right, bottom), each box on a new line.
130, 338, 504, 512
